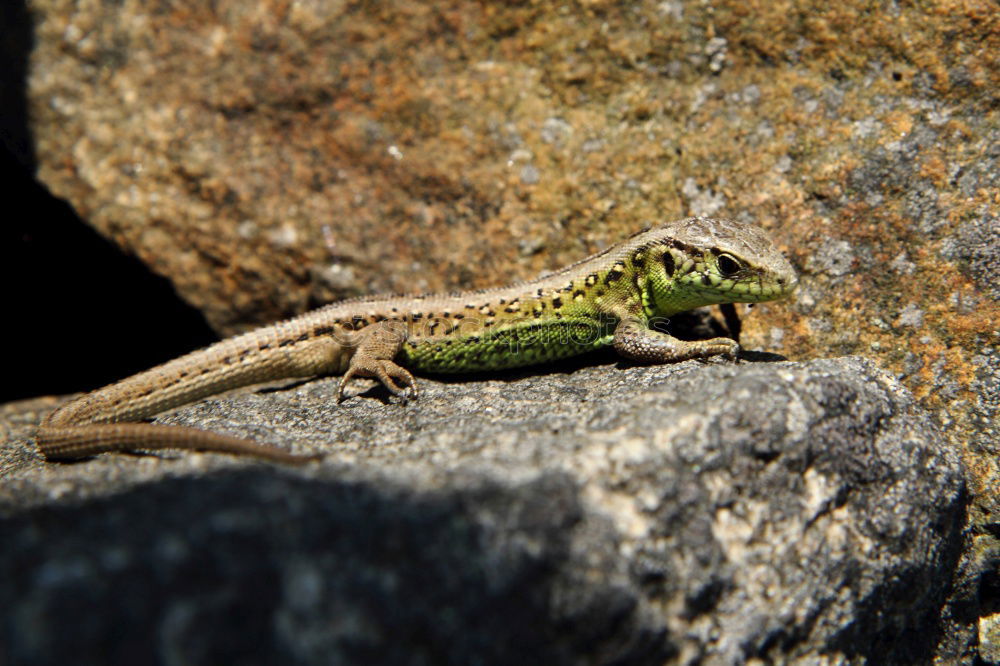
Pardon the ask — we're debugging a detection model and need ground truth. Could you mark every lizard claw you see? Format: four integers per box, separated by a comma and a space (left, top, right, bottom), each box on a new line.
376, 362, 418, 400
335, 370, 355, 403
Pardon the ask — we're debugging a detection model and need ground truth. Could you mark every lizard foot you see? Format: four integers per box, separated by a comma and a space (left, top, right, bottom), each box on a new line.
337, 359, 417, 402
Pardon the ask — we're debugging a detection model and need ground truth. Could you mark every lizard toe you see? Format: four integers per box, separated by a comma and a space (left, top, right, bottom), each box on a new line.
375, 361, 417, 399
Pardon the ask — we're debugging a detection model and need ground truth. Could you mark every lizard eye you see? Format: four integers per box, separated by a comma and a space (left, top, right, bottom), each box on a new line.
717, 253, 742, 277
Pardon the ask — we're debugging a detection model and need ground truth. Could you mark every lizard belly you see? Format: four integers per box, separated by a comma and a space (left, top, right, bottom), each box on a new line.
398, 318, 614, 373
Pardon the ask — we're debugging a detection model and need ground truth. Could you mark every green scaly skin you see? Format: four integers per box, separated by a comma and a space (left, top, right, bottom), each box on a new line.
37, 217, 797, 463
391, 215, 797, 374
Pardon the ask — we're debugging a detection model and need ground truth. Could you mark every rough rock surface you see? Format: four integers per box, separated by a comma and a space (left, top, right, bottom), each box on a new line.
7, 0, 998, 660
1, 357, 966, 664
17, 0, 998, 528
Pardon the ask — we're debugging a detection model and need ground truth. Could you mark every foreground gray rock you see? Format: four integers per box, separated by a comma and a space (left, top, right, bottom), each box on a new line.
1, 357, 965, 664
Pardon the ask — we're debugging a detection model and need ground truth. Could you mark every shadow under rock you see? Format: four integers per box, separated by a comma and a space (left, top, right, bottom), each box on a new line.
0, 1, 218, 402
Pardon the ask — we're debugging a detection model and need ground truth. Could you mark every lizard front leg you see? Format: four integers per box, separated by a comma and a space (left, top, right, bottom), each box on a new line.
337, 320, 417, 401
612, 316, 739, 363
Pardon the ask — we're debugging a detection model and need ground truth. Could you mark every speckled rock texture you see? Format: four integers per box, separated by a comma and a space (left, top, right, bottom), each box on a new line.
1, 358, 967, 664
13, 0, 999, 661
22, 0, 998, 477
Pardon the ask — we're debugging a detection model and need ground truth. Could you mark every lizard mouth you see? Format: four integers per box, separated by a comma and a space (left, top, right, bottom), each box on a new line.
690, 274, 797, 303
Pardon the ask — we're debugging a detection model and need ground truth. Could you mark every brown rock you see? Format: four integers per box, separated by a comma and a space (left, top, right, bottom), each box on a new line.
20, 1, 1000, 660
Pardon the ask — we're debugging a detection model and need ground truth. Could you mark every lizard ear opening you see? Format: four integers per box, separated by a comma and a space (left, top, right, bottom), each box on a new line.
661, 250, 675, 276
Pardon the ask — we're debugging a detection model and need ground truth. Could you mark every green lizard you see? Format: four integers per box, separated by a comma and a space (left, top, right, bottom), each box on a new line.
37, 217, 797, 463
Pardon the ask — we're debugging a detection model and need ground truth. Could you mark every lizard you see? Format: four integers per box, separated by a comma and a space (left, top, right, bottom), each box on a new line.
36, 217, 798, 464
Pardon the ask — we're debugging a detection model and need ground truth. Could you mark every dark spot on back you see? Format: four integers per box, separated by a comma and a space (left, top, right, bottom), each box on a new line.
668, 238, 699, 257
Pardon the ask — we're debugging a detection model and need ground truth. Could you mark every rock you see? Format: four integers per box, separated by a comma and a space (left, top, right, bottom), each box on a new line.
940, 214, 1000, 302
1, 357, 965, 664
12, 0, 998, 516
8, 0, 998, 660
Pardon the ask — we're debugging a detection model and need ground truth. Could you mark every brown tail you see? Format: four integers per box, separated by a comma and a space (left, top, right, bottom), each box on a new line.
37, 423, 321, 465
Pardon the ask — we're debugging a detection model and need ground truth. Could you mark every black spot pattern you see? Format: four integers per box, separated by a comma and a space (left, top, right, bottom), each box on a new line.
662, 250, 675, 276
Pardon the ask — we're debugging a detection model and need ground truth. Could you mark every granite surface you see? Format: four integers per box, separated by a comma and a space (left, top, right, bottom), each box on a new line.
6, 0, 999, 662
1, 357, 969, 664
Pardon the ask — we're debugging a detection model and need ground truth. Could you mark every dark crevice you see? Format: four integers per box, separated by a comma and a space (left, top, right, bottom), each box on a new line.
0, 146, 219, 402
0, 1, 217, 402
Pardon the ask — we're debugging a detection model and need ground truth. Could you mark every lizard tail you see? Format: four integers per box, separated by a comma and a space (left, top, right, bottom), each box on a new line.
37, 423, 321, 465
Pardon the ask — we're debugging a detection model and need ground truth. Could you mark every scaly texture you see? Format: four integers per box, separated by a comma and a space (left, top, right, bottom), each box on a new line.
38, 217, 797, 462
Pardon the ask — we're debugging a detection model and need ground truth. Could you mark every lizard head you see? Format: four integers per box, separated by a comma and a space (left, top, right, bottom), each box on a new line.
642, 217, 798, 314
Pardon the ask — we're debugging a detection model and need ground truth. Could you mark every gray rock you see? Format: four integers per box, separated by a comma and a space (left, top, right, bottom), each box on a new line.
0, 357, 965, 665
940, 215, 1000, 301
895, 303, 925, 329
681, 178, 727, 218
808, 239, 855, 278
844, 123, 946, 233
540, 117, 573, 146
889, 251, 916, 275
